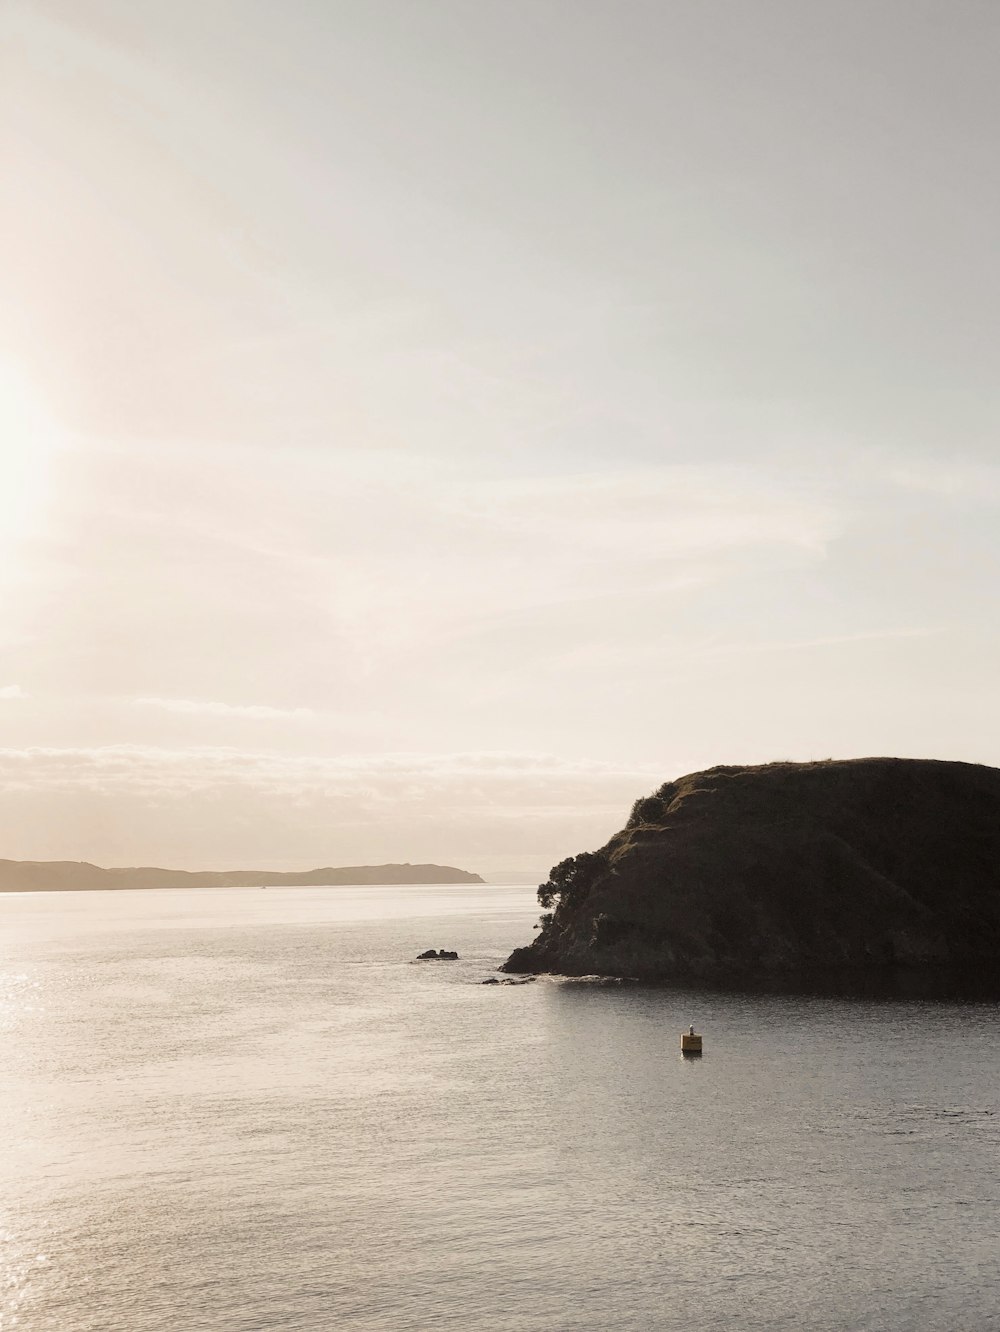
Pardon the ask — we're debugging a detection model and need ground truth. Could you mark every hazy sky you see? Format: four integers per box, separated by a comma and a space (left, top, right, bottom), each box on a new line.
2, 0, 999, 873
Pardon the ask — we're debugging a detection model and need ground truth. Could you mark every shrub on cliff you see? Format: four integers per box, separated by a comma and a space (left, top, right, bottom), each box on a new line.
627, 795, 666, 827
537, 850, 610, 910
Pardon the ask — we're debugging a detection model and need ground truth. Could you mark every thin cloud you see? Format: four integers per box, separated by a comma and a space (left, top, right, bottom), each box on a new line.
0, 684, 27, 699
0, 744, 672, 871
133, 696, 314, 721
883, 461, 1000, 501
0, 744, 660, 802
0, 744, 662, 872
699, 627, 943, 660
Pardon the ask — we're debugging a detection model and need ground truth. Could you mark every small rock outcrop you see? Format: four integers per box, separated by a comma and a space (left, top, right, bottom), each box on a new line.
502, 758, 1000, 991
416, 949, 459, 960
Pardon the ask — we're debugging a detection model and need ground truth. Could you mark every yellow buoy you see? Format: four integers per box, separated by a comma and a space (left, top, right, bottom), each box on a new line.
681, 1025, 703, 1055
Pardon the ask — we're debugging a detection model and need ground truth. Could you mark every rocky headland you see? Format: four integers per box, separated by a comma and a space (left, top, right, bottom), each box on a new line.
502, 758, 1000, 990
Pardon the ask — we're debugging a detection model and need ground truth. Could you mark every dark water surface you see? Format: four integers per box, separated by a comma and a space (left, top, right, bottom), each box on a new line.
2, 885, 999, 1331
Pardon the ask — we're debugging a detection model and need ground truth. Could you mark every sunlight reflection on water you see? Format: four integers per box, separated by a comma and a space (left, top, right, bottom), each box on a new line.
1, 886, 999, 1331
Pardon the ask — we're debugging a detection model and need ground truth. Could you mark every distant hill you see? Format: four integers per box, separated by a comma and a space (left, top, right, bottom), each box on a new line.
503, 757, 1000, 990
0, 860, 483, 891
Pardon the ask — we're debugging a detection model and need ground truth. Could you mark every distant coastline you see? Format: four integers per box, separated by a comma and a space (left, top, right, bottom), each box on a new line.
0, 859, 483, 892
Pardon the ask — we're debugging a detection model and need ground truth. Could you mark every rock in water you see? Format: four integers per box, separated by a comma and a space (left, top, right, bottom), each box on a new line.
502, 758, 1000, 990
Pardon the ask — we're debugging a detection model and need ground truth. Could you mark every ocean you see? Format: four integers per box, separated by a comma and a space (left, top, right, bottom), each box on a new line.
2, 883, 998, 1331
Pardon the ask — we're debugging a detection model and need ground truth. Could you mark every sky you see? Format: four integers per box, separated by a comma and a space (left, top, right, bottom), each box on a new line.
2, 0, 999, 875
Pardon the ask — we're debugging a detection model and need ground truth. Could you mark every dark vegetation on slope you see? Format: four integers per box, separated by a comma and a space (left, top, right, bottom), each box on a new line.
0, 860, 483, 891
503, 758, 1000, 990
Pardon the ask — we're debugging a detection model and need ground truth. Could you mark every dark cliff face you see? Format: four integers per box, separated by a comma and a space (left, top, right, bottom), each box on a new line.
503, 758, 1000, 988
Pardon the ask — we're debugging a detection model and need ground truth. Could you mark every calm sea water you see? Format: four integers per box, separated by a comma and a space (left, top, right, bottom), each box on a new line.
2, 884, 999, 1332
